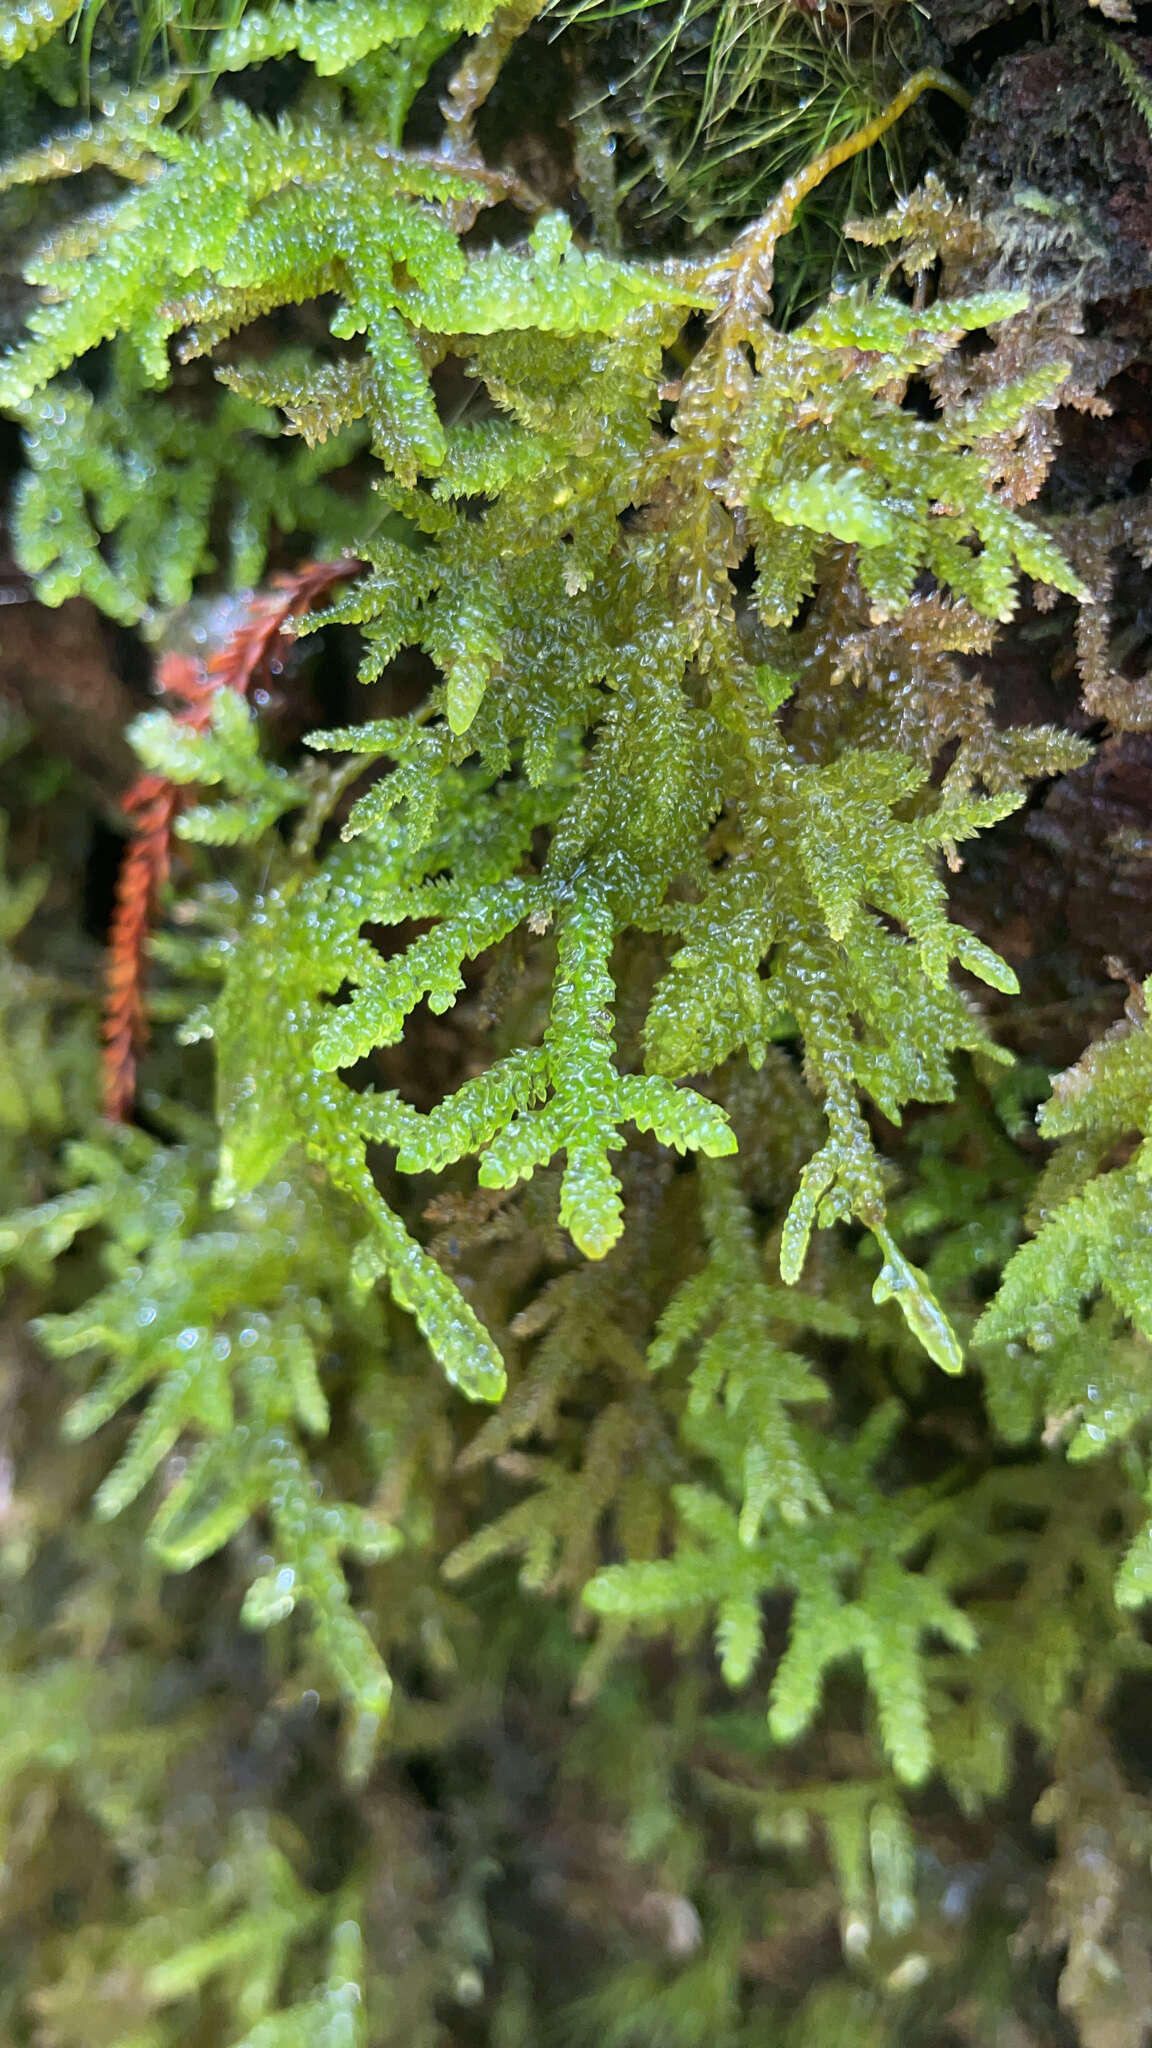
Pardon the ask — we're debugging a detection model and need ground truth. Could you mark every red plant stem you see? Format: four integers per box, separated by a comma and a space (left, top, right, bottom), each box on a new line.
102, 559, 360, 1120
202, 558, 359, 700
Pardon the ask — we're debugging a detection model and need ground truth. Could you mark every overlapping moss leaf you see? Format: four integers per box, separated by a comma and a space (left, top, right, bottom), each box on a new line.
0, 1129, 398, 1714
5, 18, 1152, 2040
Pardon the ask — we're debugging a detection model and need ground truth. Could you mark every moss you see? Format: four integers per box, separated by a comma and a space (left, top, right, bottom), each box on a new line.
3, 5, 1152, 2041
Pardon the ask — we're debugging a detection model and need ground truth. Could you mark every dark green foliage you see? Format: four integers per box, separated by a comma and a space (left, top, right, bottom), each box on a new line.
3, 3, 1152, 2042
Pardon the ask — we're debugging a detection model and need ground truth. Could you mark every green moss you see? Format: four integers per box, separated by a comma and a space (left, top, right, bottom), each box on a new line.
1, 6, 1151, 2041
